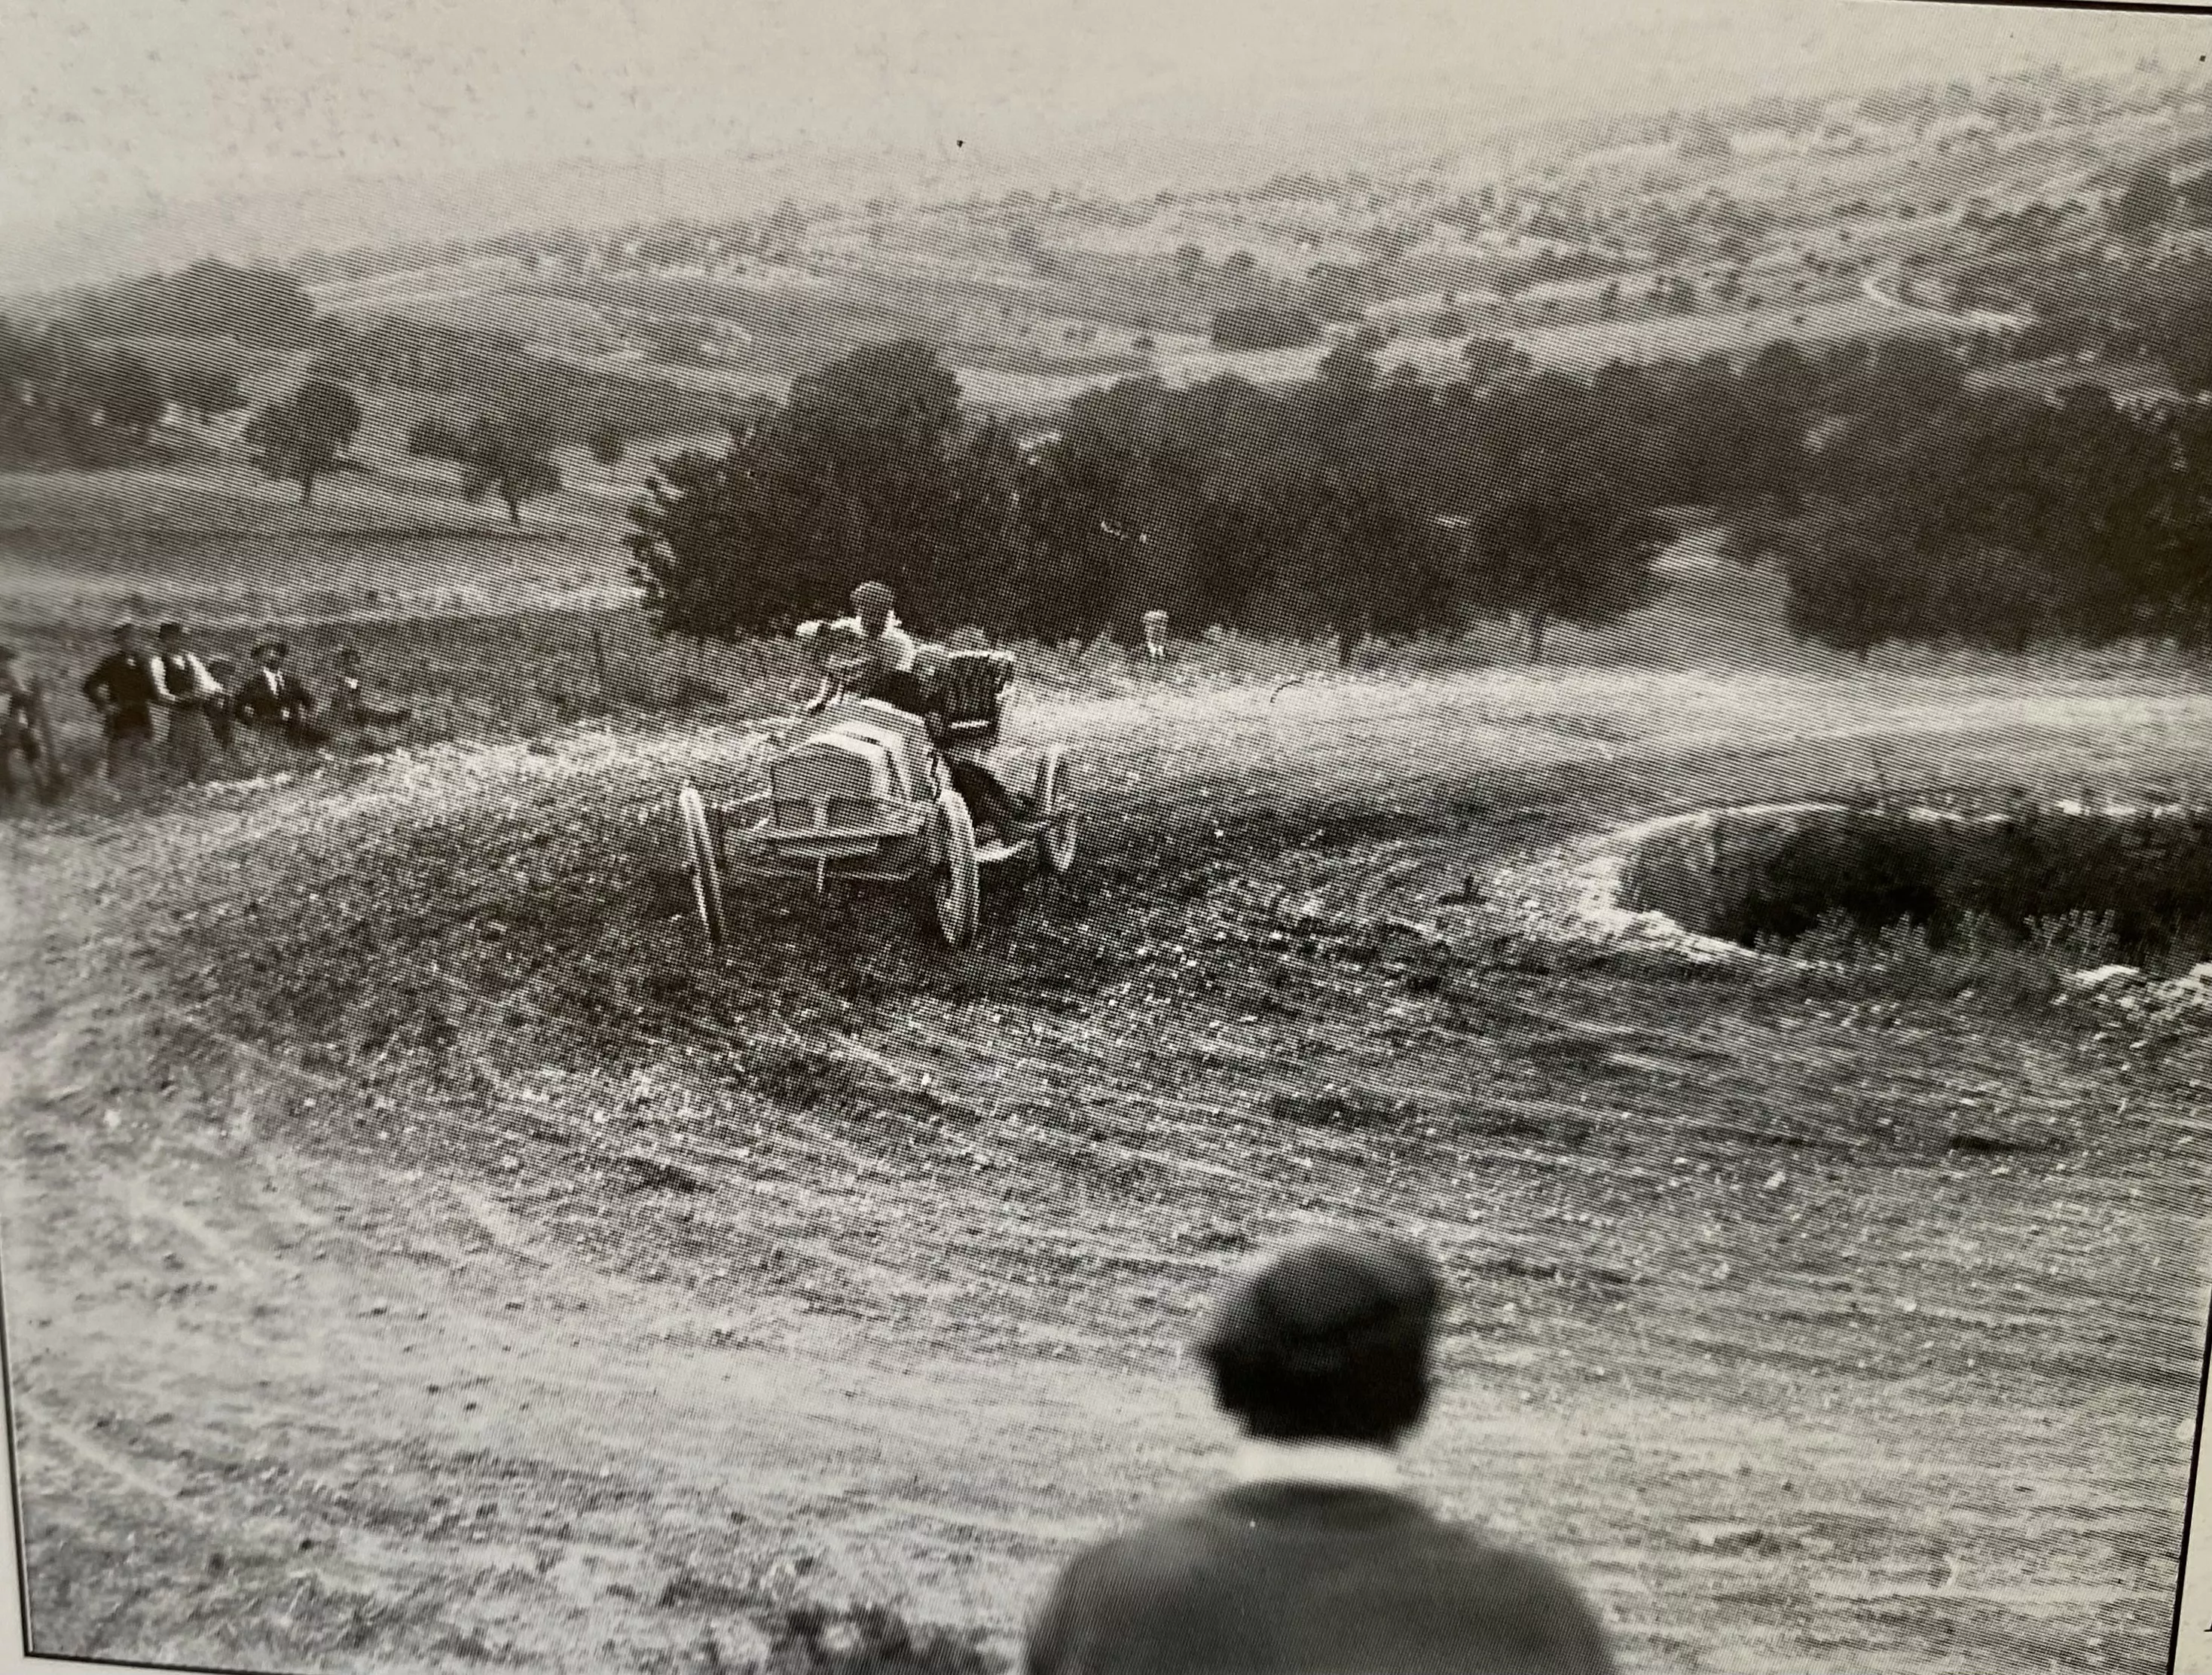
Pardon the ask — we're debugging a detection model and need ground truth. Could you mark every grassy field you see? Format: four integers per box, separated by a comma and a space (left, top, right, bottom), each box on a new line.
257, 103, 2204, 426
7, 485, 2204, 797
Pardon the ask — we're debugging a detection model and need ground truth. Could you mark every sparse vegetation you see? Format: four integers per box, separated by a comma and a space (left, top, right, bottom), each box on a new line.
1719, 807, 2212, 972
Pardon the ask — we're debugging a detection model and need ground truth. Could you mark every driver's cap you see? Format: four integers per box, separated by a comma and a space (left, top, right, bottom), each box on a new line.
852, 581, 894, 610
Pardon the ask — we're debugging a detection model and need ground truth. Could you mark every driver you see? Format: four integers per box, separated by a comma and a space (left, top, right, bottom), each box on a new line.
796, 581, 922, 711
797, 584, 1031, 839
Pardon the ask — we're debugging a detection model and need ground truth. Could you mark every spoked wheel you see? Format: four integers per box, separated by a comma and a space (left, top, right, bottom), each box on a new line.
1031, 744, 1078, 876
922, 785, 979, 948
676, 784, 726, 948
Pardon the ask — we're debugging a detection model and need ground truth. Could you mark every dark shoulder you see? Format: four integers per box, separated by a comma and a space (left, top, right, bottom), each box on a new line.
1023, 1504, 1231, 1675
1046, 1499, 1233, 1598
1419, 1525, 1616, 1672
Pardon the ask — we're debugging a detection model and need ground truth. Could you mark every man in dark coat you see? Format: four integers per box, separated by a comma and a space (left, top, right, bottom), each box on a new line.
1024, 1230, 1617, 1675
81, 619, 157, 785
232, 637, 328, 748
328, 645, 411, 732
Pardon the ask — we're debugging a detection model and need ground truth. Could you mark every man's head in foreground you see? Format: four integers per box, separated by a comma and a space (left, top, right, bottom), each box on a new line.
1196, 1228, 1439, 1448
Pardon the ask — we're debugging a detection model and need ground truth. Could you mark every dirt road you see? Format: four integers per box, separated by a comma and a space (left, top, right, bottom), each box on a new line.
5, 662, 2210, 1674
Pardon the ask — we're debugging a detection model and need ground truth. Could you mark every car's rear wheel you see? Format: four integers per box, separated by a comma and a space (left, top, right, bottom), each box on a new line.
677, 784, 726, 947
1032, 745, 1077, 876
924, 786, 979, 947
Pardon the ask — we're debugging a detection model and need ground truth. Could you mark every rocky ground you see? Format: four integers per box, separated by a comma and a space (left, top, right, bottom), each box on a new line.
5, 663, 2210, 1674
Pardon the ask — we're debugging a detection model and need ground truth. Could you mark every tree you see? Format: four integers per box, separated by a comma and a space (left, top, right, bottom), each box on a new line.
94, 349, 164, 436
1678, 114, 1733, 162
2110, 163, 2177, 246
1472, 491, 1663, 660
75, 259, 317, 347
1316, 342, 1379, 399
1461, 337, 1532, 384
170, 367, 244, 423
454, 413, 563, 522
1273, 470, 1462, 665
244, 378, 362, 504
1211, 304, 1322, 352
406, 416, 465, 458
1779, 509, 1931, 657
1175, 244, 1205, 282
1932, 544, 2064, 654
628, 341, 1022, 643
2155, 278, 2212, 394
588, 423, 628, 467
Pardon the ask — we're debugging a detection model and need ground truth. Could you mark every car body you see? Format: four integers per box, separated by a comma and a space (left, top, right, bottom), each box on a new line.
675, 648, 1077, 949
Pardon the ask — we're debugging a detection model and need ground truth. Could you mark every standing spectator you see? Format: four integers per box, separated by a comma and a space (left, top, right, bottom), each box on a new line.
147, 619, 224, 781
1024, 1229, 1616, 1675
328, 645, 412, 732
232, 637, 327, 748
1142, 610, 1169, 662
81, 619, 157, 786
0, 647, 45, 798
204, 656, 240, 758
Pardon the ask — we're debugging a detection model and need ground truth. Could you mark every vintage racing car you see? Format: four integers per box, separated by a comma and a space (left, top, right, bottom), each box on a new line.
674, 643, 1077, 949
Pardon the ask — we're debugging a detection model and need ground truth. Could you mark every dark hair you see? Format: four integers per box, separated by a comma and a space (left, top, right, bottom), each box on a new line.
1204, 1331, 1432, 1447
1196, 1232, 1440, 1447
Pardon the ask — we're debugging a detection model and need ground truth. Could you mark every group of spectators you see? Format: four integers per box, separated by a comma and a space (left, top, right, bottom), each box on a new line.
65, 616, 410, 789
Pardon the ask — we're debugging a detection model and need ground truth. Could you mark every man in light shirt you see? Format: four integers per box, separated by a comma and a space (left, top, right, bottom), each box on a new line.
796, 581, 921, 711
1024, 1229, 1617, 1675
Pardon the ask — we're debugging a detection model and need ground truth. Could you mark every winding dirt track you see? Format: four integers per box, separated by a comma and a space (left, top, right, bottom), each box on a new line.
5, 662, 2212, 1675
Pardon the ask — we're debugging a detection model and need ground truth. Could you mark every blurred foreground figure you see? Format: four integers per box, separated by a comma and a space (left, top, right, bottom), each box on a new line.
1025, 1230, 1615, 1675
0, 648, 47, 796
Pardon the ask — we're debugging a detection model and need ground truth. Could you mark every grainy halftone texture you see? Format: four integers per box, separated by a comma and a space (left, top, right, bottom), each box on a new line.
6, 9, 2212, 1675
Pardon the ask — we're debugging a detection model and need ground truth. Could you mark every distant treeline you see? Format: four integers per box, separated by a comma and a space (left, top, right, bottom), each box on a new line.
0, 315, 228, 468
0, 258, 737, 471
632, 304, 2212, 663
